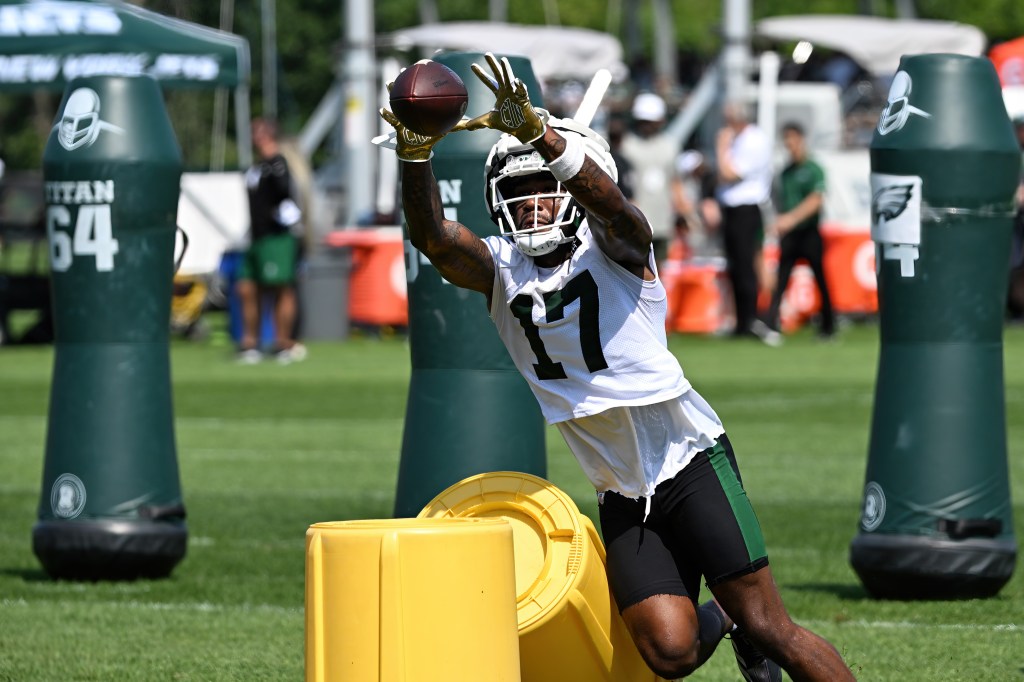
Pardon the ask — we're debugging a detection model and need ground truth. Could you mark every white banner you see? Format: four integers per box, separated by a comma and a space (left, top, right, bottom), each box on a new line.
0, 52, 220, 84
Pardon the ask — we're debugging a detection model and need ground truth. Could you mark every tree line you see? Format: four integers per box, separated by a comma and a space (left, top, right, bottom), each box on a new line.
0, 0, 1019, 172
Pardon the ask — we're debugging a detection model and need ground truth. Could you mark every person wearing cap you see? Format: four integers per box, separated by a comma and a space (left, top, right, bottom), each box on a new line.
618, 92, 688, 265
715, 100, 774, 342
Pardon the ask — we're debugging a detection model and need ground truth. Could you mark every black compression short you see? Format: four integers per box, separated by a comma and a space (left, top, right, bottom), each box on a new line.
598, 433, 769, 611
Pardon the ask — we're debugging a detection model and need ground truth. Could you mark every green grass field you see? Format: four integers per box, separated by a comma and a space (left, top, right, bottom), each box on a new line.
1, 321, 1022, 680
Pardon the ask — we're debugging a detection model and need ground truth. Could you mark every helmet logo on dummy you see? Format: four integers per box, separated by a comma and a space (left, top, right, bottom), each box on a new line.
51, 473, 87, 519
877, 71, 931, 135
55, 87, 125, 151
860, 482, 886, 532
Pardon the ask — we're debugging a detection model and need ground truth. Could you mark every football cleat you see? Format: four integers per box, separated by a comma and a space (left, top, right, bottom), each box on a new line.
729, 628, 783, 682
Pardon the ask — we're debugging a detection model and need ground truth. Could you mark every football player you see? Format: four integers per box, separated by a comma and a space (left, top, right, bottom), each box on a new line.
378, 53, 856, 682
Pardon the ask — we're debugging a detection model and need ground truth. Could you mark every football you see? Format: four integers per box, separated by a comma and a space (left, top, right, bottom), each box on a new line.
389, 60, 469, 137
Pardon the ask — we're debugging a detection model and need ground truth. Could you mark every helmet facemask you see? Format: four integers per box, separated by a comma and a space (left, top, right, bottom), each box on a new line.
484, 118, 618, 258
488, 150, 582, 257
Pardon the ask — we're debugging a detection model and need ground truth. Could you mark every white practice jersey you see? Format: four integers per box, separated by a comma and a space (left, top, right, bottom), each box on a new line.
556, 390, 724, 500
484, 222, 725, 500
484, 222, 690, 424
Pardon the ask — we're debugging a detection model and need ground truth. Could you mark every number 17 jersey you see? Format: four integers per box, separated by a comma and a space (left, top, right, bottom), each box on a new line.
484, 223, 690, 424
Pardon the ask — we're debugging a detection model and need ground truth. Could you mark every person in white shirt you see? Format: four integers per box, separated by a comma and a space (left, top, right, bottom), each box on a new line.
716, 101, 774, 342
377, 53, 855, 682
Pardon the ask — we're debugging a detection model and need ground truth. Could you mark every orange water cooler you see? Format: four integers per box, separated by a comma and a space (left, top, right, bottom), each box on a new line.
324, 227, 408, 329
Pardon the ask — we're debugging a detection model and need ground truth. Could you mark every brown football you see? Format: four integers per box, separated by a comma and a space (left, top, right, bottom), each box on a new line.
389, 60, 469, 137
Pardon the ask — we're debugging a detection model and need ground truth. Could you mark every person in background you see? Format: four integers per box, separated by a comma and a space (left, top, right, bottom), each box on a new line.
235, 118, 307, 364
715, 100, 774, 343
618, 92, 686, 265
675, 149, 721, 258
765, 122, 835, 340
277, 133, 316, 342
1008, 116, 1024, 321
606, 117, 636, 202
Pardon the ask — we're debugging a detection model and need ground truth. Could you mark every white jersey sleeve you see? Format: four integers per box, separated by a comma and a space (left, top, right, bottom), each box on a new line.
483, 223, 690, 423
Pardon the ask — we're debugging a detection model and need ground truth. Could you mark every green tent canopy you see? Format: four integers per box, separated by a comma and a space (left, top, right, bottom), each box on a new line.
0, 0, 252, 166
0, 0, 249, 90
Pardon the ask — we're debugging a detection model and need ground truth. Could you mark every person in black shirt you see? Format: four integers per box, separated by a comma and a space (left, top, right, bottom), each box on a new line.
235, 118, 307, 364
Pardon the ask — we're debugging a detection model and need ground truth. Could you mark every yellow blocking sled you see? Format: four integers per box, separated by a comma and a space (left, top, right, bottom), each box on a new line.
305, 518, 520, 682
419, 472, 665, 682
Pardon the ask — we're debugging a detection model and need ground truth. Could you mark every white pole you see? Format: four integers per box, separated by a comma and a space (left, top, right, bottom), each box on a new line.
542, 0, 560, 25
235, 85, 252, 168
652, 0, 676, 88
418, 0, 438, 24
211, 0, 234, 171
894, 0, 917, 19
488, 0, 507, 22
757, 51, 780, 150
376, 58, 401, 220
721, 0, 751, 103
261, 0, 277, 120
342, 0, 377, 226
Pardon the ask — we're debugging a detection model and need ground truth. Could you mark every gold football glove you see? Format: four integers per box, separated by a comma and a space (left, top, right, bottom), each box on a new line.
377, 107, 448, 162
464, 52, 548, 143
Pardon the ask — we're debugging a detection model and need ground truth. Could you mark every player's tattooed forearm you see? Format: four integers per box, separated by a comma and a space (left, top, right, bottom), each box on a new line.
564, 157, 650, 253
545, 136, 567, 157
568, 158, 617, 211
402, 168, 446, 228
400, 163, 493, 293
569, 159, 606, 199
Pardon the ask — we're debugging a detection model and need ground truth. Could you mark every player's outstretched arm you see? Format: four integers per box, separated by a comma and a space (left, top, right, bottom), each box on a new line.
400, 161, 495, 296
376, 108, 495, 297
533, 127, 651, 271
462, 52, 548, 143
464, 52, 651, 272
